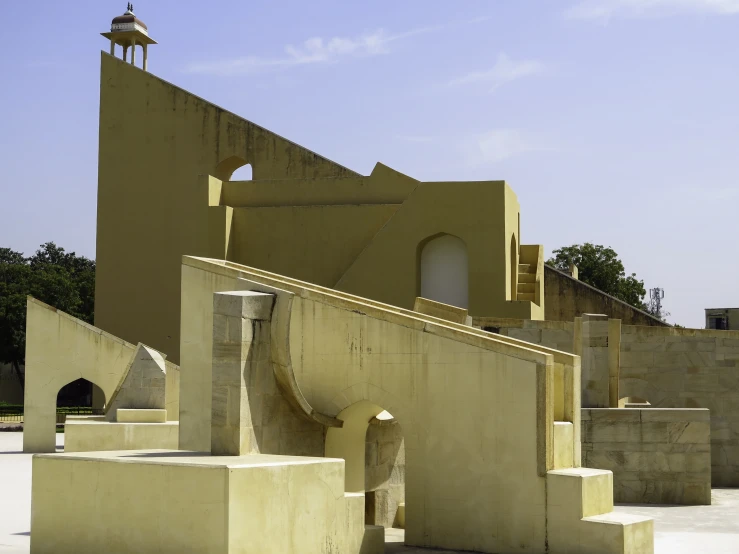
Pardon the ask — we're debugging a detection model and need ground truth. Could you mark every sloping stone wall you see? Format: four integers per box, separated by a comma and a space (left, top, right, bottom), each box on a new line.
544, 265, 667, 326
473, 318, 574, 353
582, 408, 711, 505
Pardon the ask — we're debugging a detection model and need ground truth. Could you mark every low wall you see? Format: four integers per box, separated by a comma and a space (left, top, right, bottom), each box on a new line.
620, 325, 739, 486
582, 408, 711, 505
476, 318, 739, 487
473, 318, 574, 353
544, 266, 666, 326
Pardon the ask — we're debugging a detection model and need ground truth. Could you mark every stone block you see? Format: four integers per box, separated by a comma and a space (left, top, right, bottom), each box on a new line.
582, 408, 712, 505
31, 451, 364, 554
64, 420, 178, 452
116, 408, 167, 423
213, 290, 274, 320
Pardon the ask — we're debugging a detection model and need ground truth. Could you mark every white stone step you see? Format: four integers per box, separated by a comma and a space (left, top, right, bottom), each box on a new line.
517, 292, 535, 302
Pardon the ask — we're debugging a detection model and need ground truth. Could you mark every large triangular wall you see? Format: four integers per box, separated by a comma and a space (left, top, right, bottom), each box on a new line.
95, 53, 357, 363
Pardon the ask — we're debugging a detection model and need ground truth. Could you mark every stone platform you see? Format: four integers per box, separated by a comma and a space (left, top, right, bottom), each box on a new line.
31, 450, 372, 554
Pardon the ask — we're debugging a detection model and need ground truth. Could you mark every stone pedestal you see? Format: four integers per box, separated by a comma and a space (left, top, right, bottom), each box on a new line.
31, 451, 371, 554
575, 314, 621, 409
211, 291, 274, 456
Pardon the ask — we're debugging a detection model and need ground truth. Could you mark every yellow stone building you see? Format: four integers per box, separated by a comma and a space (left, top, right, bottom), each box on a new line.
94, 44, 546, 365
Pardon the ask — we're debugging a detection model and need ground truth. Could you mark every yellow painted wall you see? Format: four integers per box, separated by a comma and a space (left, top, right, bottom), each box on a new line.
96, 53, 542, 367
229, 205, 400, 287
335, 180, 528, 317
95, 53, 357, 363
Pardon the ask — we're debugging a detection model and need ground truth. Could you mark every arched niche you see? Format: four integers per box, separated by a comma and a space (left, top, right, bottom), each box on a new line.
418, 233, 469, 309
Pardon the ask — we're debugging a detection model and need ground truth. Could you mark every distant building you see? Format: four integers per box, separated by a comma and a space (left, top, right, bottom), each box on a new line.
705, 308, 739, 330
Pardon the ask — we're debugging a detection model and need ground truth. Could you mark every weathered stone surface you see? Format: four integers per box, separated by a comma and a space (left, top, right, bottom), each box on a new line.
582, 408, 711, 505
105, 344, 168, 422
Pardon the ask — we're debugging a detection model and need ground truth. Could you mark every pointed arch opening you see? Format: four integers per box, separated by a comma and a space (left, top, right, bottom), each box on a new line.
56, 378, 106, 433
214, 156, 252, 181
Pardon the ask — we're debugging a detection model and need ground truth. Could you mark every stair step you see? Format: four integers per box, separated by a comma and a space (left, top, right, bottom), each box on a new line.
518, 273, 536, 283
547, 468, 614, 518
517, 283, 535, 293
548, 512, 654, 554
517, 263, 534, 273
547, 469, 653, 554
553, 422, 574, 469
517, 293, 535, 302
578, 513, 654, 554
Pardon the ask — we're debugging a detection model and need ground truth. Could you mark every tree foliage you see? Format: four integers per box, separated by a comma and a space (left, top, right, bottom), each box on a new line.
0, 243, 95, 389
547, 243, 647, 311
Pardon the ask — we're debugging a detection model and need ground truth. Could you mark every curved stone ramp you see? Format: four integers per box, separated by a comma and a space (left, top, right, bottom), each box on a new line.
234, 277, 342, 429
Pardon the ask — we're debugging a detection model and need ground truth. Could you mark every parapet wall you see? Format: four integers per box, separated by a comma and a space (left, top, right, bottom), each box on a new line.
544, 266, 667, 326
582, 408, 711, 505
620, 326, 739, 486
476, 317, 739, 487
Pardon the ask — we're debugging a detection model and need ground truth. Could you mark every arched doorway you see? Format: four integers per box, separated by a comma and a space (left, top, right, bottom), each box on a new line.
510, 234, 518, 301
325, 401, 406, 530
419, 234, 469, 309
56, 379, 105, 440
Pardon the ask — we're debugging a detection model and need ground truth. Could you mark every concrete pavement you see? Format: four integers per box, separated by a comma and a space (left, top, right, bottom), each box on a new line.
2, 432, 738, 553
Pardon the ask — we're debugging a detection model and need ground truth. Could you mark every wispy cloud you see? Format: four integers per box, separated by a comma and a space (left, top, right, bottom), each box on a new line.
566, 0, 739, 21
185, 16, 492, 76
464, 129, 542, 166
477, 129, 535, 163
448, 53, 545, 92
395, 135, 436, 143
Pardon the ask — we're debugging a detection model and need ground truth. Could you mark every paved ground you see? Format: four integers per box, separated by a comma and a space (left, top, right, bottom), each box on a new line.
2, 432, 738, 553
0, 433, 63, 554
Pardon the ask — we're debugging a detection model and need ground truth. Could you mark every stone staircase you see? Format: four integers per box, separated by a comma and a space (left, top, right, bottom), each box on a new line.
549, 426, 654, 554
517, 263, 537, 302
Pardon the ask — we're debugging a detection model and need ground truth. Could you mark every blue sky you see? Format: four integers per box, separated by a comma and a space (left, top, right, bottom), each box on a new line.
1, 0, 738, 328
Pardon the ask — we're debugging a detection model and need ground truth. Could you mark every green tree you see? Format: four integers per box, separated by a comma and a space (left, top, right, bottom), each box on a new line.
0, 243, 95, 391
547, 243, 647, 310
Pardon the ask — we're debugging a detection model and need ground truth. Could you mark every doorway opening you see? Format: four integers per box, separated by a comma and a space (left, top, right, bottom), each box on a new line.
56, 378, 105, 430
325, 401, 406, 529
